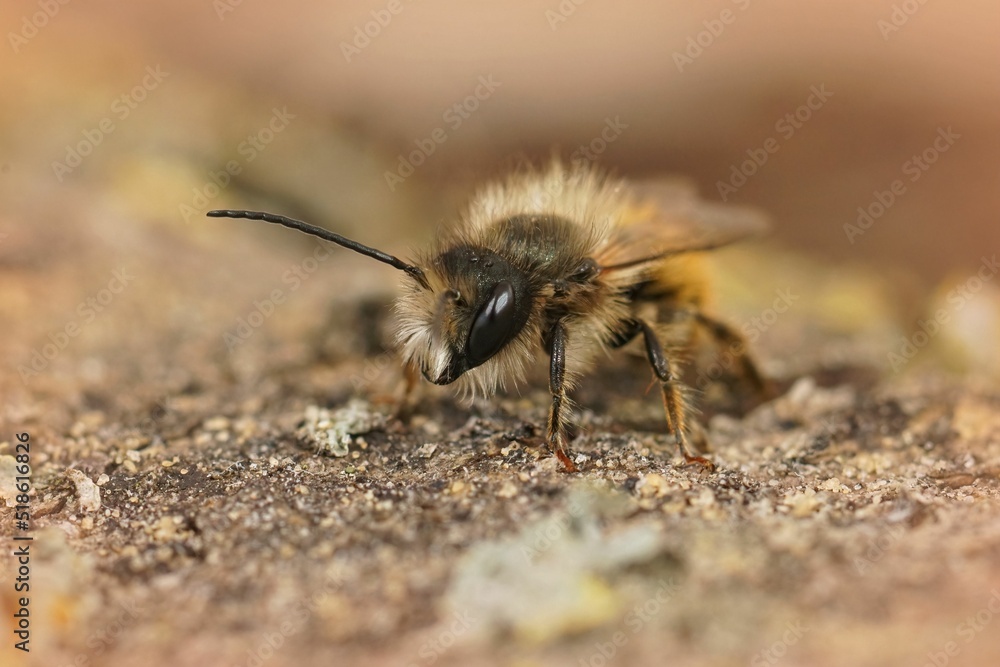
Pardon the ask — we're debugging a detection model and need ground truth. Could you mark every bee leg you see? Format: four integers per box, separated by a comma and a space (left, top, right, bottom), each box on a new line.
607, 319, 642, 349
690, 311, 773, 398
638, 320, 714, 470
392, 361, 420, 421
546, 321, 578, 472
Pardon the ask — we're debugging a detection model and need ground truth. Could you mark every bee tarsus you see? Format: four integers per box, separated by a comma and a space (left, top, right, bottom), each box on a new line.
544, 320, 578, 472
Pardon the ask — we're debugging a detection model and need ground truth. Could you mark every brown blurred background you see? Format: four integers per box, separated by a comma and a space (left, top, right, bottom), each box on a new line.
1, 0, 998, 373
4, 0, 998, 270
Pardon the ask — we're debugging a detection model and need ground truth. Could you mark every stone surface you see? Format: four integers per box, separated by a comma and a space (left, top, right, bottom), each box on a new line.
3, 221, 999, 666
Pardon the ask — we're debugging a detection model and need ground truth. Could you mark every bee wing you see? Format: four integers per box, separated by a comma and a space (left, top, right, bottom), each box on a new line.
597, 177, 770, 271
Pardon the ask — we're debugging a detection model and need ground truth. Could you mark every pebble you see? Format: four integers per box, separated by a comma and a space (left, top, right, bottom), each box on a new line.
66, 469, 101, 512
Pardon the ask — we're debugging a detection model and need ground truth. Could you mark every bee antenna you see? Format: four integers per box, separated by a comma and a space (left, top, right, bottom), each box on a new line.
206, 209, 428, 288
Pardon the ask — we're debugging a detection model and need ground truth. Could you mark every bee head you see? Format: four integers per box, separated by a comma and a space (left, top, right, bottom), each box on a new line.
395, 245, 536, 393
204, 209, 537, 396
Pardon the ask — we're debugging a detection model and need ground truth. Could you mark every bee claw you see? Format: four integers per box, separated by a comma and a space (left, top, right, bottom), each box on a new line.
682, 454, 715, 471
554, 447, 579, 473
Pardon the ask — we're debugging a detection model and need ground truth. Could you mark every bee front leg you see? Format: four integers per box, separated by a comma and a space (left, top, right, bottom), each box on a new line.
546, 321, 578, 472
638, 320, 714, 470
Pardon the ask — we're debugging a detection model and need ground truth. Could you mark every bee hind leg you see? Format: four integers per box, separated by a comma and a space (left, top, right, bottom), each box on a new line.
689, 310, 773, 399
638, 320, 714, 470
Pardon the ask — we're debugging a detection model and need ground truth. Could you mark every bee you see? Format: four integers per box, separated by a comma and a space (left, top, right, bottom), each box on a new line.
208, 161, 769, 472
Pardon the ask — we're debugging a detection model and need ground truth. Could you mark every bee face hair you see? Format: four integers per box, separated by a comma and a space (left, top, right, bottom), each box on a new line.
394, 163, 634, 399
395, 245, 536, 389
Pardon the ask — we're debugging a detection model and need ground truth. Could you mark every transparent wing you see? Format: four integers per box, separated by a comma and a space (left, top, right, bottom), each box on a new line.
596, 176, 770, 271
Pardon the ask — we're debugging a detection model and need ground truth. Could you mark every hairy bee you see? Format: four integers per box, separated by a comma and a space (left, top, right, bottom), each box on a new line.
208, 161, 768, 472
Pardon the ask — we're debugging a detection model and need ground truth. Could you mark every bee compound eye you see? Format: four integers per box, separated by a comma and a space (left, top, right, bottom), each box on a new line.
466, 281, 518, 368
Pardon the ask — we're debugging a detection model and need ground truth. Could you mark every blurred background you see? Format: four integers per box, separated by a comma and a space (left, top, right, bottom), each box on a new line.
2, 0, 999, 401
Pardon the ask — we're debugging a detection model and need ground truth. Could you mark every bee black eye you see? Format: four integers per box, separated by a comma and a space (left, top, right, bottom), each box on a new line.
466, 281, 518, 368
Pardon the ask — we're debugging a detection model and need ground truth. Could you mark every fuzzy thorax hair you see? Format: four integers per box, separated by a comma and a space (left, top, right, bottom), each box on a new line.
393, 161, 636, 399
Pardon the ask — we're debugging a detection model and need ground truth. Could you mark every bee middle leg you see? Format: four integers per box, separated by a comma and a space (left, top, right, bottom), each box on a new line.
546, 321, 578, 472
638, 319, 714, 470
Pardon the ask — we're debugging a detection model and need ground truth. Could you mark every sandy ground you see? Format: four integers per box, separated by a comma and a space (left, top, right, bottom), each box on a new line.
2, 211, 1000, 667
